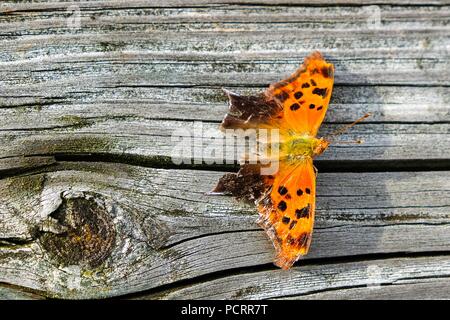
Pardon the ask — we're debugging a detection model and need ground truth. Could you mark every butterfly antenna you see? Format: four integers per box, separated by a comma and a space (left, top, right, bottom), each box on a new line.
326, 113, 371, 143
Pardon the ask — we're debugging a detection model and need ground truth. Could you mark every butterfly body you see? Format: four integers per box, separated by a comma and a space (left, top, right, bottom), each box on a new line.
214, 51, 336, 269
282, 134, 329, 161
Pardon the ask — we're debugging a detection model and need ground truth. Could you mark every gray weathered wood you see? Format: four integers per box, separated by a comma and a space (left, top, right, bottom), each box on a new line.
0, 122, 449, 163
0, 283, 45, 300
0, 162, 449, 298
0, 3, 449, 165
284, 278, 450, 300
142, 256, 450, 299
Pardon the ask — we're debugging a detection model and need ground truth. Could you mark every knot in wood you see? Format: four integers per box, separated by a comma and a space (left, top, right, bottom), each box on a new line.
39, 192, 116, 269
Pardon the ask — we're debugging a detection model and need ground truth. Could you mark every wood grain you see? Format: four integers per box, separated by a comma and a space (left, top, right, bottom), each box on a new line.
0, 0, 449, 299
0, 162, 449, 298
142, 256, 450, 299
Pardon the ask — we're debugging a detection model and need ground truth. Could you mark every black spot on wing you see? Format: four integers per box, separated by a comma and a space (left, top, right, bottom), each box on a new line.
312, 87, 328, 98
290, 103, 300, 111
295, 204, 311, 219
278, 201, 287, 212
275, 91, 289, 102
282, 216, 290, 224
278, 186, 288, 195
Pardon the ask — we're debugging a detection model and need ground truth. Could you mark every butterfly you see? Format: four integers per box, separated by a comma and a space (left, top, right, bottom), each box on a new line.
212, 51, 335, 269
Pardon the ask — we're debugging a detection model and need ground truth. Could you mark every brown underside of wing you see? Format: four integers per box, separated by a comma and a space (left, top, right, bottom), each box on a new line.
220, 89, 282, 130
212, 164, 272, 203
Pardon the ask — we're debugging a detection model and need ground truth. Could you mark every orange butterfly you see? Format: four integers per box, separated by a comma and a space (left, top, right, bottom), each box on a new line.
213, 51, 364, 269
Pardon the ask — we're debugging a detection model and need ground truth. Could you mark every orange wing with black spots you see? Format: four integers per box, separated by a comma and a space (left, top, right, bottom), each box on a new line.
257, 159, 316, 269
266, 51, 334, 135
213, 51, 334, 269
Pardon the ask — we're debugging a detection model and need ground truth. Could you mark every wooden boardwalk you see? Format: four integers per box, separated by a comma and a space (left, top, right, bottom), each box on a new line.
0, 1, 449, 299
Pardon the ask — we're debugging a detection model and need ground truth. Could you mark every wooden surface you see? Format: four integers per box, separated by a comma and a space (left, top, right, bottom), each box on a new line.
0, 0, 449, 299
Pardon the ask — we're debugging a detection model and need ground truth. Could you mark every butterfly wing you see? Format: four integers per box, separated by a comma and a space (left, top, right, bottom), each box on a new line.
214, 51, 332, 269
257, 158, 316, 269
266, 51, 334, 135
220, 51, 334, 135
220, 89, 283, 131
213, 159, 316, 269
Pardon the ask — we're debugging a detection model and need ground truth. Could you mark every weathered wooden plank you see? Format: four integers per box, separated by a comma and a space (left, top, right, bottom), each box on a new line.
0, 3, 448, 165
2, 5, 449, 37
1, 37, 448, 86
1, 1, 448, 13
0, 162, 449, 298
282, 278, 450, 299
142, 256, 450, 299
1, 5, 449, 87
0, 122, 448, 163
1, 2, 448, 165
1, 85, 448, 121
